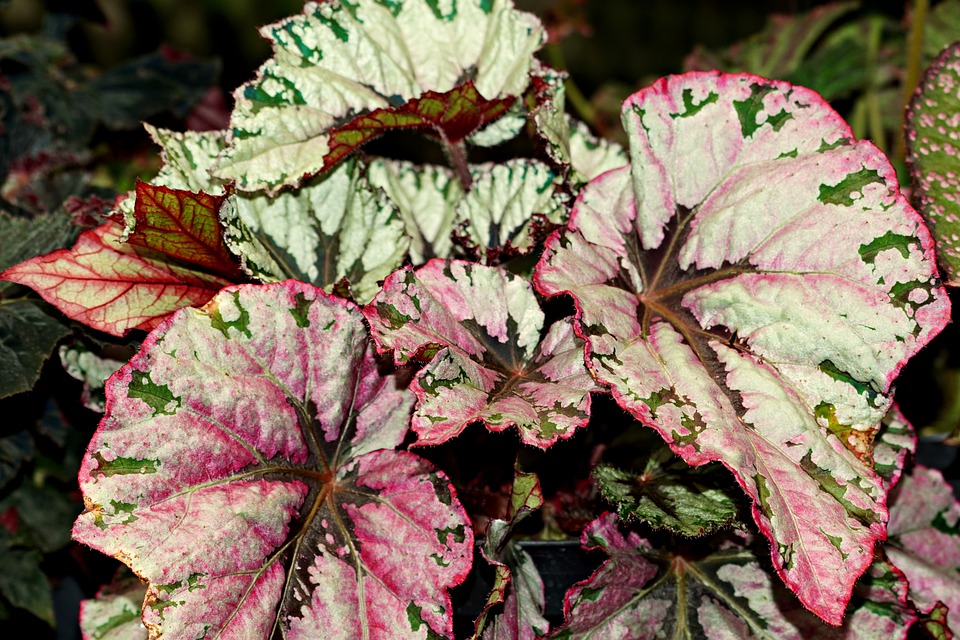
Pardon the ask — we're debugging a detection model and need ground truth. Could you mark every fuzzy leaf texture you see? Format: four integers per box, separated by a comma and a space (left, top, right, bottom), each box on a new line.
0, 218, 233, 336
72, 281, 473, 639
214, 0, 545, 193
549, 513, 916, 639
534, 71, 950, 624
907, 41, 960, 287
365, 260, 600, 448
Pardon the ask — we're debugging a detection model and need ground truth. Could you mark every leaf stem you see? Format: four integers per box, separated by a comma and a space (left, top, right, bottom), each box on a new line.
440, 133, 473, 191
544, 43, 598, 127
898, 0, 929, 163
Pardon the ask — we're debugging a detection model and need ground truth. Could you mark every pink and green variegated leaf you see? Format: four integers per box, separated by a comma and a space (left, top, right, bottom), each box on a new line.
0, 219, 232, 336
872, 405, 916, 492
472, 469, 549, 640
79, 568, 147, 640
550, 513, 916, 639
364, 260, 600, 448
213, 0, 545, 194
72, 282, 473, 639
534, 71, 951, 624
906, 41, 960, 287
886, 465, 960, 616
128, 181, 242, 281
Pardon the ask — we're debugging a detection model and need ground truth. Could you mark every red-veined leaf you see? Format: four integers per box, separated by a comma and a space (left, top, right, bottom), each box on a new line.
128, 180, 241, 280
214, 0, 545, 194
0, 219, 232, 336
534, 71, 950, 624
364, 260, 600, 449
72, 281, 473, 638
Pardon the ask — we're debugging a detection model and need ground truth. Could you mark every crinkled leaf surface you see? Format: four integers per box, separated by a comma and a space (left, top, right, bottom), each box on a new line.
907, 42, 960, 287
872, 405, 915, 492
1, 219, 232, 336
141, 126, 409, 303
214, 0, 545, 193
472, 468, 549, 640
594, 447, 740, 537
72, 282, 473, 638
535, 71, 950, 624
365, 260, 599, 448
0, 297, 72, 398
550, 513, 915, 640
886, 465, 960, 615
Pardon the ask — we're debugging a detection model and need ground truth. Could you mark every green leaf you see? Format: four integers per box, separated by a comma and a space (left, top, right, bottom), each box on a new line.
0, 298, 71, 399
0, 546, 53, 625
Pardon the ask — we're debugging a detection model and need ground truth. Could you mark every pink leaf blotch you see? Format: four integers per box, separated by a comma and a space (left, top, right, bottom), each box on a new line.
72, 281, 473, 639
364, 259, 600, 449
534, 71, 951, 625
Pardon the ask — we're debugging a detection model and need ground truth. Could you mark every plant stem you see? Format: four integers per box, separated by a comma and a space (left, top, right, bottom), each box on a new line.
441, 134, 472, 191
897, 0, 929, 163
545, 42, 597, 127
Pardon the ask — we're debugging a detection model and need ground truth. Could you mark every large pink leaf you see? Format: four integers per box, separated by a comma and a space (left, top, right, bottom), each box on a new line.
72, 281, 473, 638
534, 71, 950, 624
0, 219, 232, 336
364, 260, 600, 449
551, 513, 916, 639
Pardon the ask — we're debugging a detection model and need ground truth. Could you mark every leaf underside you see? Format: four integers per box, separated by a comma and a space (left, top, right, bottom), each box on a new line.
535, 71, 950, 624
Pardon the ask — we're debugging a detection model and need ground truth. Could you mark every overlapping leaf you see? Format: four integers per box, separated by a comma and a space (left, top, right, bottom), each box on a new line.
72, 281, 473, 638
214, 0, 546, 193
886, 465, 960, 617
79, 568, 147, 640
0, 219, 232, 336
367, 158, 568, 264
550, 513, 916, 639
472, 468, 549, 640
142, 126, 410, 303
365, 260, 599, 448
535, 72, 950, 624
906, 41, 960, 287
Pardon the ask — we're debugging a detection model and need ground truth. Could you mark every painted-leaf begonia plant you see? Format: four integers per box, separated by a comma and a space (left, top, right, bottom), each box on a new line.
2, 1, 958, 638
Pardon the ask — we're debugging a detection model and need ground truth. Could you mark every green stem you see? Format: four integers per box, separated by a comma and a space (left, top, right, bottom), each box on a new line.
897, 0, 929, 163
544, 43, 597, 127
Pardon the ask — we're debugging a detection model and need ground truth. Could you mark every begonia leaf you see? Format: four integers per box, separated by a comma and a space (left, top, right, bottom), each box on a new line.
593, 449, 740, 537
472, 468, 549, 640
366, 159, 461, 265
531, 70, 628, 187
214, 0, 546, 194
127, 181, 241, 281
365, 260, 599, 448
886, 465, 960, 617
72, 281, 473, 638
59, 344, 126, 413
873, 405, 915, 492
550, 513, 916, 639
0, 298, 72, 398
140, 126, 410, 303
0, 219, 233, 336
534, 72, 950, 624
455, 159, 568, 260
79, 568, 147, 640
906, 41, 960, 287
222, 158, 409, 303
